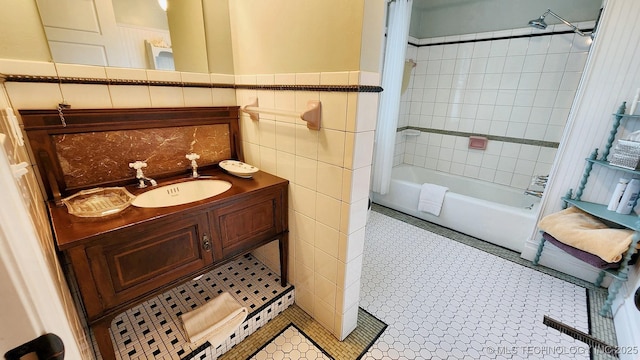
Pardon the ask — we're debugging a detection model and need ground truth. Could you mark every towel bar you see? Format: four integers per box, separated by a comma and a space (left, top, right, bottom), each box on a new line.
242, 97, 321, 130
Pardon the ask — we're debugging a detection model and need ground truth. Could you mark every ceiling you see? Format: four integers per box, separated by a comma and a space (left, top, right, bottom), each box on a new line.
409, 0, 603, 38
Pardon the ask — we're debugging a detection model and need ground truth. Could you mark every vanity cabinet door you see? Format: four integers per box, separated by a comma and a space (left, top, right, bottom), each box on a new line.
210, 187, 286, 260
83, 213, 213, 313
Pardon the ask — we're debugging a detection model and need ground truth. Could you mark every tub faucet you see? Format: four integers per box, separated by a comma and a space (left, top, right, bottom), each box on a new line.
129, 160, 157, 188
533, 175, 549, 187
186, 153, 200, 178
524, 189, 544, 198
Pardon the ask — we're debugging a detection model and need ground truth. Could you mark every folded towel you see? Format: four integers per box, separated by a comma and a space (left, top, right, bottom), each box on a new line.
418, 183, 448, 216
542, 232, 621, 270
179, 292, 248, 347
538, 207, 636, 263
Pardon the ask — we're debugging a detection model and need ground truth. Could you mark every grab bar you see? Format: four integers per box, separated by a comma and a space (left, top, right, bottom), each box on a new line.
242, 97, 322, 130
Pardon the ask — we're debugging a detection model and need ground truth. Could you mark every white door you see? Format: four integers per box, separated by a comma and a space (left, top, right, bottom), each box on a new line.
0, 84, 84, 356
0, 132, 84, 359
37, 0, 129, 67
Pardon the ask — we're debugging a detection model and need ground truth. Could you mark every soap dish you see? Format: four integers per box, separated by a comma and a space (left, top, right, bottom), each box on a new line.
62, 187, 136, 217
219, 160, 259, 178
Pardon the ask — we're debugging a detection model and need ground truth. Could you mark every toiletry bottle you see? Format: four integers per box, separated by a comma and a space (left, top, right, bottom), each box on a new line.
616, 178, 640, 215
608, 178, 630, 211
631, 88, 640, 115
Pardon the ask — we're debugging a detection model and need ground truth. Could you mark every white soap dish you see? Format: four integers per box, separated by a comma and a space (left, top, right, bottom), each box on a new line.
219, 160, 259, 178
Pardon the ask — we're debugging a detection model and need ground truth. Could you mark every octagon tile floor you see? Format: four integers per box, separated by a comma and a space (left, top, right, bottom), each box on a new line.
359, 210, 593, 360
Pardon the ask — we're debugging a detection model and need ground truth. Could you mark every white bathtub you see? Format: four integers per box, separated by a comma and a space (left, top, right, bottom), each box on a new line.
371, 164, 540, 252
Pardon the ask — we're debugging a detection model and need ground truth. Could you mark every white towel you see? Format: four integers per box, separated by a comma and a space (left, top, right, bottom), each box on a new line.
418, 183, 448, 216
179, 292, 248, 348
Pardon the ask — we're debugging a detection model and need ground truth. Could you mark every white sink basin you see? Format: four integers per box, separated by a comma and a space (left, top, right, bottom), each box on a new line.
132, 180, 232, 208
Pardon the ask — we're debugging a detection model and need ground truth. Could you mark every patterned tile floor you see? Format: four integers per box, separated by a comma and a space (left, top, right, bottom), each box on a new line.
218, 305, 385, 359
99, 254, 295, 360
360, 207, 618, 360
248, 324, 333, 360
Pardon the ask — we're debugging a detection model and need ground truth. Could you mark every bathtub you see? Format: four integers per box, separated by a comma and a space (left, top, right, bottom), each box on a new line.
371, 164, 540, 252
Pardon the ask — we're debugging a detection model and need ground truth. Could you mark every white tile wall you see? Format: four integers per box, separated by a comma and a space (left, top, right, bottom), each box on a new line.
237, 71, 379, 341
398, 24, 593, 189
0, 60, 235, 111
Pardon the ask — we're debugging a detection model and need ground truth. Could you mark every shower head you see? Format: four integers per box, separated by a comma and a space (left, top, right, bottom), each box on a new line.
528, 16, 547, 30
527, 9, 587, 37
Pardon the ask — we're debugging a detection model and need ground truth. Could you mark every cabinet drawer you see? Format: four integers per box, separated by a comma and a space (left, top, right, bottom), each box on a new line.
211, 188, 285, 259
84, 214, 212, 311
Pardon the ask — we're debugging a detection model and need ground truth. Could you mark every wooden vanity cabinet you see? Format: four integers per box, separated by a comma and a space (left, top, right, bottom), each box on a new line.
22, 107, 290, 359
211, 187, 286, 260
69, 212, 213, 315
49, 173, 288, 360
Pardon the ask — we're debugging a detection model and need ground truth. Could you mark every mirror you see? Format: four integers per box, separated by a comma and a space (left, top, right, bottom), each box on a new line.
35, 0, 234, 74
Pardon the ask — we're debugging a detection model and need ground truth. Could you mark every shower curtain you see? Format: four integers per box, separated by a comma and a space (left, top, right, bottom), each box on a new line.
372, 0, 413, 195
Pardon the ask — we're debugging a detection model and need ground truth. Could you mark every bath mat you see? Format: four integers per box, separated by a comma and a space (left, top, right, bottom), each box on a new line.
218, 305, 387, 360
247, 324, 334, 359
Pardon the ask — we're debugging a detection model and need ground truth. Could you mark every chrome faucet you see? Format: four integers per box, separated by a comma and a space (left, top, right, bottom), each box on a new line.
186, 153, 200, 178
532, 175, 548, 187
524, 189, 544, 198
129, 160, 157, 188
524, 174, 548, 198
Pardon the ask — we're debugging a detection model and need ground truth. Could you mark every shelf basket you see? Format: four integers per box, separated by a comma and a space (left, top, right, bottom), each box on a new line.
609, 139, 640, 170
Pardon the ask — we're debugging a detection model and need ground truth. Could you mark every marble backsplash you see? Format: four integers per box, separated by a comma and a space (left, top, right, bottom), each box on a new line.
53, 124, 232, 188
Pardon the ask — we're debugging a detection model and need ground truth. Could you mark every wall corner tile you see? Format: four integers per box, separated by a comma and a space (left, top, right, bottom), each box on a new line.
320, 72, 349, 85
358, 71, 381, 86
348, 71, 361, 85
335, 301, 359, 340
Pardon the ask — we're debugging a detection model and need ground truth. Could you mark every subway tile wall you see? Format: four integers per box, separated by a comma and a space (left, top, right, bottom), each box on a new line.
395, 22, 594, 190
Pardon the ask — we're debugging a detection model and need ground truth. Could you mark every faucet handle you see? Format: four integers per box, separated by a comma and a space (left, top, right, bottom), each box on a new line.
129, 160, 148, 171
530, 174, 549, 187
186, 153, 200, 162
129, 161, 148, 182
